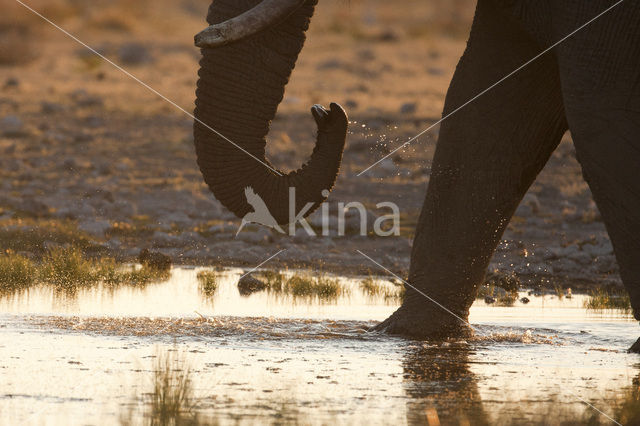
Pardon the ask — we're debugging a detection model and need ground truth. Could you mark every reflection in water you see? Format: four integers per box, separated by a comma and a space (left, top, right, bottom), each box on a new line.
402, 344, 487, 425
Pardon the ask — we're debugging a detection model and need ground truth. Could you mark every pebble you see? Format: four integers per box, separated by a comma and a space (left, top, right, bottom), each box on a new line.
78, 219, 112, 237
400, 102, 417, 115
117, 42, 153, 65
1, 115, 26, 137
70, 89, 103, 107
4, 77, 19, 88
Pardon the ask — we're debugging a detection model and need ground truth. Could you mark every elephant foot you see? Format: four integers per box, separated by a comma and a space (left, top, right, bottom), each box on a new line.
628, 337, 640, 353
372, 301, 473, 340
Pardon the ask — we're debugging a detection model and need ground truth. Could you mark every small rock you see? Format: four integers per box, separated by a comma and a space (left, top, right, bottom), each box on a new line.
179, 231, 206, 245
161, 212, 192, 228
106, 238, 121, 250
70, 89, 103, 107
317, 59, 344, 70
399, 103, 417, 115
342, 208, 377, 235
345, 99, 359, 109
237, 228, 272, 244
18, 199, 49, 217
41, 102, 65, 114
151, 231, 182, 248
208, 223, 237, 234
237, 273, 267, 295
520, 297, 530, 304
62, 157, 80, 171
138, 249, 171, 271
292, 226, 313, 243
117, 42, 153, 65
78, 219, 112, 237
1, 115, 26, 137
4, 77, 19, 88
84, 115, 104, 128
378, 30, 399, 42
111, 200, 134, 219
4, 144, 16, 155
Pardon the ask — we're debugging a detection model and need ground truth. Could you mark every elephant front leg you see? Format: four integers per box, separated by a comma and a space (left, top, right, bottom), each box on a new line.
375, 0, 568, 338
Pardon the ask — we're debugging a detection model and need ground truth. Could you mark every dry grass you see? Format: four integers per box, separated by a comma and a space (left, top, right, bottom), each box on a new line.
0, 218, 98, 255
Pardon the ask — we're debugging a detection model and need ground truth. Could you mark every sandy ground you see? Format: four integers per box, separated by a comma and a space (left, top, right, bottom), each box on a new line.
0, 0, 622, 289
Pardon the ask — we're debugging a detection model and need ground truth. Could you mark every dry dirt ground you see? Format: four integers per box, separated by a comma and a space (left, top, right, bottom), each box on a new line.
0, 0, 622, 289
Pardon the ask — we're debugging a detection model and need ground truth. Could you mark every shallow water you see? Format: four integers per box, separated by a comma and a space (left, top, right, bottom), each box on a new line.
1, 268, 638, 425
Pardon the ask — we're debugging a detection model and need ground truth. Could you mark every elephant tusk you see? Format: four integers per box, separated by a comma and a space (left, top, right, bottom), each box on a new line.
194, 0, 306, 48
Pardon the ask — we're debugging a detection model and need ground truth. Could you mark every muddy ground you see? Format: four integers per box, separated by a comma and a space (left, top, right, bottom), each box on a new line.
0, 0, 621, 289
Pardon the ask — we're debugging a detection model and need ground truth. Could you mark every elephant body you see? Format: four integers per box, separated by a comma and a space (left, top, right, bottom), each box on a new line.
194, 0, 640, 346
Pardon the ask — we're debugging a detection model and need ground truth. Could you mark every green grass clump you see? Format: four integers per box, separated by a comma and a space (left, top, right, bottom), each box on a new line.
477, 283, 495, 299
35, 247, 169, 290
196, 271, 218, 296
584, 288, 631, 314
360, 277, 384, 296
284, 274, 344, 300
484, 270, 520, 293
496, 292, 518, 307
554, 284, 564, 300
314, 276, 343, 299
0, 252, 36, 290
259, 270, 285, 292
39, 247, 96, 287
360, 276, 405, 301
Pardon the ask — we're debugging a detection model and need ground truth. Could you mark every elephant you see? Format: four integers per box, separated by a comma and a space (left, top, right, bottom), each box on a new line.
192, 0, 640, 350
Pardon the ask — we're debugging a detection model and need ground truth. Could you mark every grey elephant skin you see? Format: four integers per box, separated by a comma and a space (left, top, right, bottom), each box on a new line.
193, 0, 640, 350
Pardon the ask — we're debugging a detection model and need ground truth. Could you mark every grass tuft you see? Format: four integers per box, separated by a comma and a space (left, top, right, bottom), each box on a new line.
0, 252, 36, 291
0, 219, 97, 255
1, 246, 169, 292
284, 274, 345, 300
196, 271, 218, 296
39, 246, 95, 287
259, 270, 286, 292
360, 276, 405, 301
150, 349, 196, 425
584, 288, 631, 314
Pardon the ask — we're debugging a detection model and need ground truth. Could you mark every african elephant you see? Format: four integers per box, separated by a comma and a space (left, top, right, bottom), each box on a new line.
193, 0, 640, 350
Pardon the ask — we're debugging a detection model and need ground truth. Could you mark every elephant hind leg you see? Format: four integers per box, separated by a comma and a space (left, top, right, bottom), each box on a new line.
553, 2, 640, 328
376, 0, 568, 337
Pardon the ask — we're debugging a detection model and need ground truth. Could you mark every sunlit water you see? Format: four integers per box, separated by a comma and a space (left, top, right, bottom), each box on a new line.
1, 267, 638, 425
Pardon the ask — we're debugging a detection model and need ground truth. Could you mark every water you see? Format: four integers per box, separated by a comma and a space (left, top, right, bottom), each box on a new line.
1, 268, 638, 425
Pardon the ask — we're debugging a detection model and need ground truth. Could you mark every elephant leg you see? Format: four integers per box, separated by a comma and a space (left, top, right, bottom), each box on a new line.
376, 0, 568, 337
552, 2, 640, 337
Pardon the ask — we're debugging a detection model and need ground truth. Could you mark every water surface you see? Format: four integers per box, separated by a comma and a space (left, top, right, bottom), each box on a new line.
1, 268, 638, 425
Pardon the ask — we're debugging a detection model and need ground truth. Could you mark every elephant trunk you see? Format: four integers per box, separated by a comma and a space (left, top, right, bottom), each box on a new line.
194, 0, 348, 225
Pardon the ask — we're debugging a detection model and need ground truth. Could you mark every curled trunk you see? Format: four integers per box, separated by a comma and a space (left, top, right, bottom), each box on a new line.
194, 0, 348, 225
